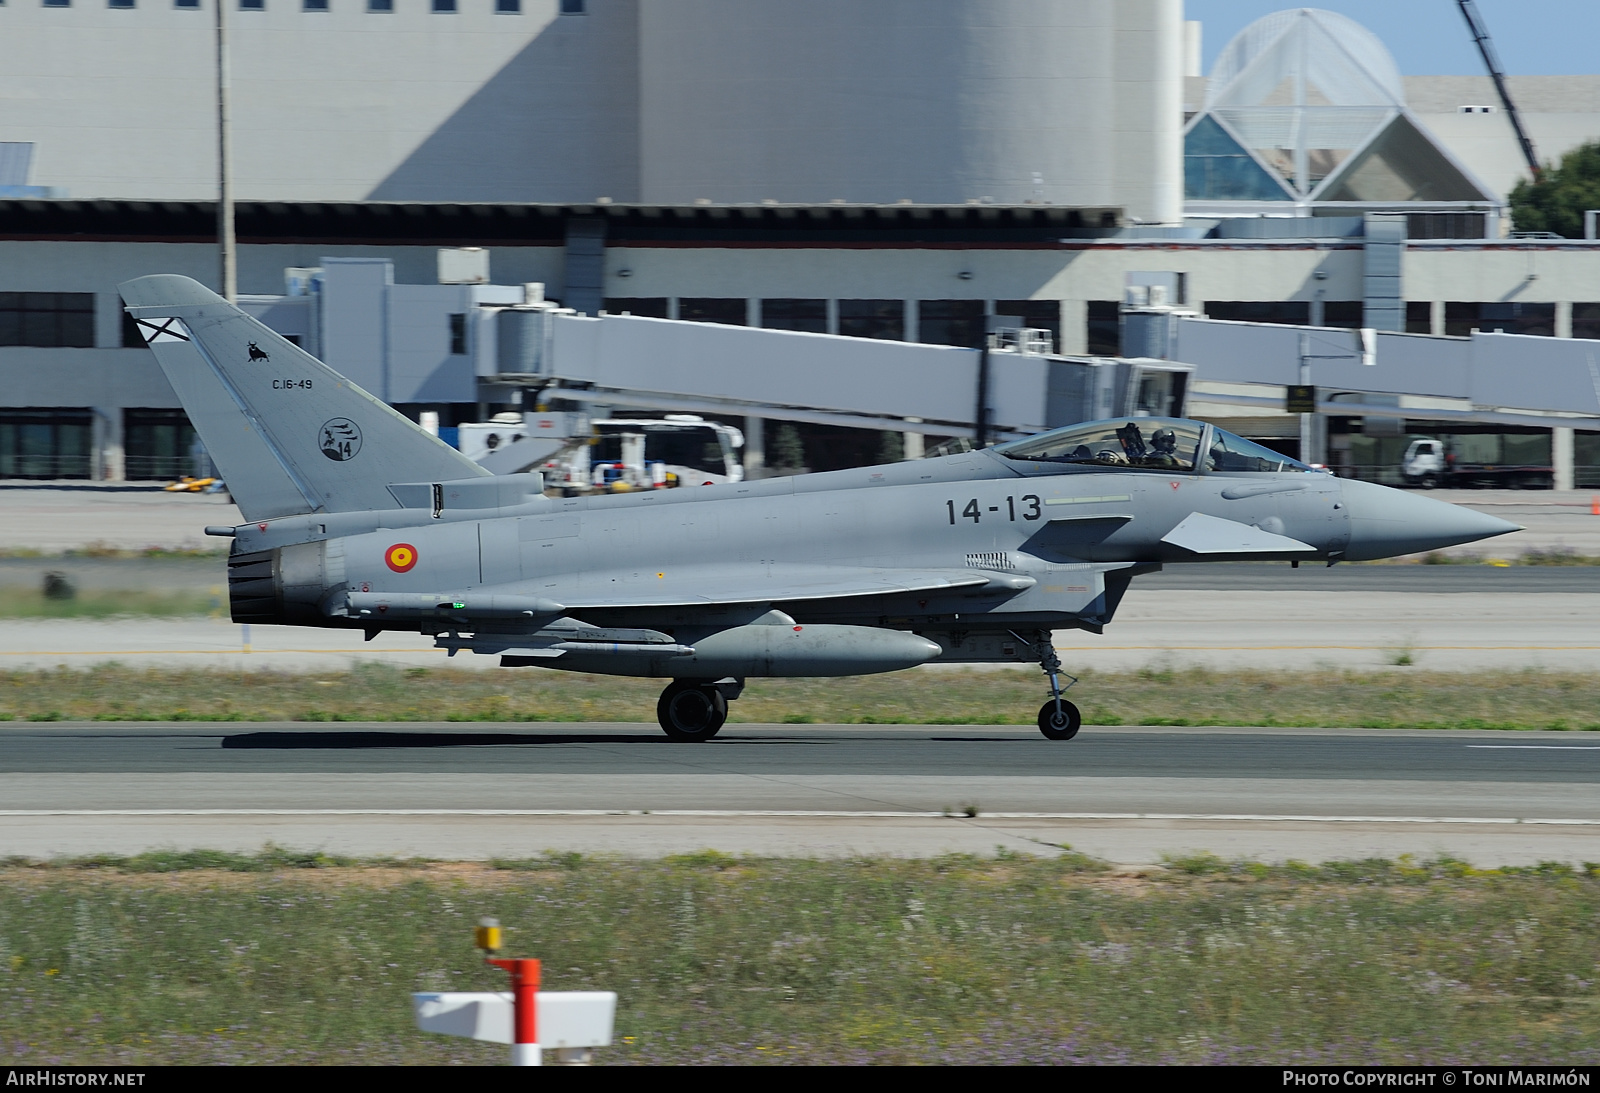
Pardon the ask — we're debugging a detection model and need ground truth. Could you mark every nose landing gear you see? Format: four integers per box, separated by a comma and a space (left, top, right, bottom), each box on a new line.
1028, 631, 1081, 741
656, 678, 741, 741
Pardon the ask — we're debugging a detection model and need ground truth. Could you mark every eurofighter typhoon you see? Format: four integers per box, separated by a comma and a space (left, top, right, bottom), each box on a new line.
121, 275, 1519, 740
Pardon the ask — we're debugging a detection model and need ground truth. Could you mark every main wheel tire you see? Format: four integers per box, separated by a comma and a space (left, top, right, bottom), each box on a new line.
1419, 473, 1438, 490
657, 682, 728, 742
1037, 699, 1082, 741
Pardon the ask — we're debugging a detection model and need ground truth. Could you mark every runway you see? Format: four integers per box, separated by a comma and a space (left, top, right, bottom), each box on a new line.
3, 722, 1597, 866
2, 586, 1594, 672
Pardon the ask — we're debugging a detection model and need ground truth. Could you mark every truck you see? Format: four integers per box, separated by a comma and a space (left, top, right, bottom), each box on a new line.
457, 412, 744, 495
1400, 436, 1553, 489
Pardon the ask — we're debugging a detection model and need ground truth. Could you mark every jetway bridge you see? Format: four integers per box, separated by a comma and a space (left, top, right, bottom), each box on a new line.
244, 283, 1600, 482
1163, 315, 1600, 431
472, 303, 1598, 476
473, 307, 1191, 474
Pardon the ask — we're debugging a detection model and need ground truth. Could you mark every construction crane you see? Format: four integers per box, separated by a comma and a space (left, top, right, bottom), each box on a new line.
1455, 0, 1541, 180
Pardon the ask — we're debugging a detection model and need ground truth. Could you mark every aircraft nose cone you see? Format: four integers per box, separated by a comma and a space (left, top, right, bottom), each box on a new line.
1338, 478, 1522, 561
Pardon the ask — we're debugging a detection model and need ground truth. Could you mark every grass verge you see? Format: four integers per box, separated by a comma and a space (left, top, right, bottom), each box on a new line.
1, 664, 1599, 729
0, 851, 1596, 1065
0, 588, 221, 619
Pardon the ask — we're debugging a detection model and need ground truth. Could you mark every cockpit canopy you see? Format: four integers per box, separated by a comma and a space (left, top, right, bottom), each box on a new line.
994, 418, 1313, 474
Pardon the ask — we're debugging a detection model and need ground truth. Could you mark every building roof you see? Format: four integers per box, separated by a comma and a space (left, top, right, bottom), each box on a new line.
0, 200, 1123, 247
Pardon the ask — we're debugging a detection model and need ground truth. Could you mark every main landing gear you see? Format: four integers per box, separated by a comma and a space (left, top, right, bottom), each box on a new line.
656, 679, 741, 742
1029, 630, 1081, 741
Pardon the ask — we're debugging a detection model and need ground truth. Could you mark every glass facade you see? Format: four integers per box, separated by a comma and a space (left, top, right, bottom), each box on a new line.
603, 297, 669, 319
1444, 302, 1555, 338
760, 299, 827, 333
0, 409, 92, 479
678, 298, 746, 326
917, 299, 985, 349
0, 293, 94, 348
994, 299, 1061, 352
1205, 301, 1311, 326
838, 300, 902, 341
123, 408, 196, 482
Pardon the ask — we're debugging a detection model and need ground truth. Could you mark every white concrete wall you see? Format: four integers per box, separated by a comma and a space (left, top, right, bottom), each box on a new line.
2, 0, 1187, 216
0, 0, 638, 202
637, 0, 1182, 221
1407, 76, 1600, 203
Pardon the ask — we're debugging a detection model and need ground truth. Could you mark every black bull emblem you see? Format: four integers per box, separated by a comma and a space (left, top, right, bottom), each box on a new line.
247, 342, 270, 362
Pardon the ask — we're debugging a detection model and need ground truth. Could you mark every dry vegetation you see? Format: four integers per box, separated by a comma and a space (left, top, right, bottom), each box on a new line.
0, 852, 1595, 1066
0, 664, 1596, 730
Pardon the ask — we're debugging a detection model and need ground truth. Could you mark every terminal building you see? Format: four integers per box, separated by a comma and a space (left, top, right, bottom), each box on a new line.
0, 2, 1597, 485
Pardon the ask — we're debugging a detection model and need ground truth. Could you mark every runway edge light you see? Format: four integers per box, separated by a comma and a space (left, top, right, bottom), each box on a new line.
412, 920, 617, 1065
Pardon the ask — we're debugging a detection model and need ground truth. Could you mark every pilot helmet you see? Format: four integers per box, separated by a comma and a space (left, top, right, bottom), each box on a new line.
1151, 428, 1177, 452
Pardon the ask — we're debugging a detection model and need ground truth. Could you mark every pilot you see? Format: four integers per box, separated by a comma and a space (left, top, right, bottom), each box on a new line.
1143, 428, 1181, 468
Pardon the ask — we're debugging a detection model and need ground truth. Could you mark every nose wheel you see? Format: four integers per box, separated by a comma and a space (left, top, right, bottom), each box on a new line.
656, 680, 729, 741
1023, 630, 1081, 741
1037, 699, 1081, 740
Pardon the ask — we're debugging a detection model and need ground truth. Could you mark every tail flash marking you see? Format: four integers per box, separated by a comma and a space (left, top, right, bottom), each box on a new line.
136, 317, 191, 344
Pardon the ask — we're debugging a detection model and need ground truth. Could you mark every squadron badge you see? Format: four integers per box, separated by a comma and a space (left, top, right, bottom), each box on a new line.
319, 417, 362, 461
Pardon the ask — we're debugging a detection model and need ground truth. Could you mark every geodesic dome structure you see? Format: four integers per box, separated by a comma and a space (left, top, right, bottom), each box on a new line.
1184, 8, 1494, 204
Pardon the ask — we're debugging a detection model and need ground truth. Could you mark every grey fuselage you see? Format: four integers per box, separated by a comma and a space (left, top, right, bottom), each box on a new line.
227, 445, 1357, 674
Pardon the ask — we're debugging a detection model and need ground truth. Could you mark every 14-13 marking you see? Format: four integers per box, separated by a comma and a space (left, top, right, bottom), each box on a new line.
947, 495, 1040, 524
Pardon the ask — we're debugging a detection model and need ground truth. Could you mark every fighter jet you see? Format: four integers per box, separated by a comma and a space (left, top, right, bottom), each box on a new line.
120, 275, 1520, 740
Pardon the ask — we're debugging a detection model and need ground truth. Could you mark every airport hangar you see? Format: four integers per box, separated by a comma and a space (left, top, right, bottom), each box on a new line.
0, 2, 1598, 484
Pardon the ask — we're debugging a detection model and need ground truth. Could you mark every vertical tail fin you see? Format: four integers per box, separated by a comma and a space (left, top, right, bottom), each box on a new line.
119, 274, 488, 522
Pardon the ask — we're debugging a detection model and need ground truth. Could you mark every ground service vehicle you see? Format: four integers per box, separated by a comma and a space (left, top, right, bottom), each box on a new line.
121, 275, 1520, 741
1402, 437, 1554, 489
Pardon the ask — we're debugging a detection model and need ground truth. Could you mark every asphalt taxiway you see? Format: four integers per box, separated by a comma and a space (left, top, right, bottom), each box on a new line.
3, 585, 1594, 672
3, 722, 1596, 866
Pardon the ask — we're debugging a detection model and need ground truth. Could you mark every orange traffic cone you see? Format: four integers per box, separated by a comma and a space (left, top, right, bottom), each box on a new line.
1592, 495, 1599, 516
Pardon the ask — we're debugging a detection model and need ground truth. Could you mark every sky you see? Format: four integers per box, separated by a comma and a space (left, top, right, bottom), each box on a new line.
1184, 1, 1600, 76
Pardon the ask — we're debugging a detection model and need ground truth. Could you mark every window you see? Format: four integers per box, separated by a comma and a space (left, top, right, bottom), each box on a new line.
602, 298, 668, 318
304, 0, 328, 9
997, 418, 1219, 474
994, 299, 1060, 352
448, 314, 467, 356
175, 0, 200, 7
1204, 301, 1310, 326
496, 0, 519, 11
1207, 429, 1313, 473
367, 0, 391, 9
1320, 302, 1362, 329
42, 0, 71, 8
124, 408, 197, 482
1406, 301, 1433, 335
239, 0, 264, 9
678, 298, 746, 326
760, 299, 826, 333
120, 311, 145, 348
109, 0, 135, 8
0, 409, 92, 479
1086, 300, 1119, 356
559, 0, 584, 12
1573, 304, 1600, 340
1445, 302, 1555, 338
432, 0, 455, 11
838, 299, 902, 341
0, 293, 95, 348
1407, 213, 1487, 240
918, 300, 985, 348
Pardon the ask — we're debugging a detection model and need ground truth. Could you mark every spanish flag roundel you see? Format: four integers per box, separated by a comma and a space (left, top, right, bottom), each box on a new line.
385, 543, 418, 573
